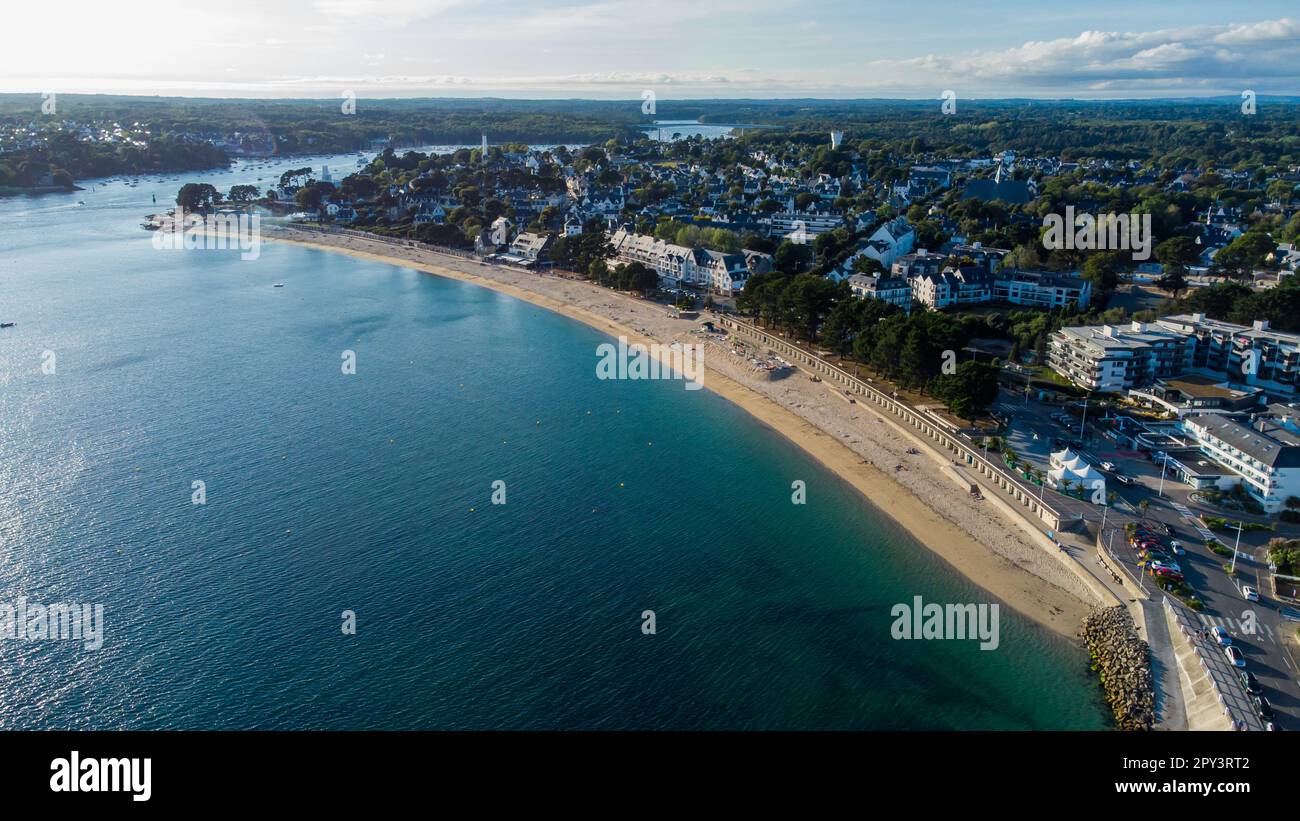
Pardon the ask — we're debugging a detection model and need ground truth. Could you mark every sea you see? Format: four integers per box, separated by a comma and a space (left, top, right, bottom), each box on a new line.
0, 149, 1109, 729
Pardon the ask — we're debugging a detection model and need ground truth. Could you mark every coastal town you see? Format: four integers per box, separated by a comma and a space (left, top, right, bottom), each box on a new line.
134, 114, 1294, 733
9, 91, 1300, 735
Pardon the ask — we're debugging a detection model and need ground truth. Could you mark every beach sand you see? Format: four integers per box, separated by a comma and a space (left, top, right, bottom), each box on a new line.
267, 227, 1097, 637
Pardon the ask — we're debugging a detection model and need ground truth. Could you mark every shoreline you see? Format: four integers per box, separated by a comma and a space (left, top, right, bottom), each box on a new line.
265, 227, 1097, 638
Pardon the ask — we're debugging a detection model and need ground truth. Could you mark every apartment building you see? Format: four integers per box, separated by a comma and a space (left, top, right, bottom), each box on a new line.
1050, 314, 1300, 397
911, 267, 992, 309
1048, 322, 1190, 393
1182, 413, 1300, 512
848, 274, 913, 312
1158, 314, 1300, 395
993, 269, 1092, 310
608, 228, 764, 294
767, 210, 844, 240
609, 228, 694, 285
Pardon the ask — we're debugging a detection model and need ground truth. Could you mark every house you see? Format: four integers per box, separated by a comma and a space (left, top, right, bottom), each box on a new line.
496, 232, 554, 268
847, 216, 915, 269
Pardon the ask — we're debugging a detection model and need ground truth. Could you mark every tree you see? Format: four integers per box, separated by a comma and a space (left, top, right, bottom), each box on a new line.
851, 256, 885, 275
1211, 230, 1275, 281
773, 240, 814, 274
1154, 236, 1200, 271
227, 184, 259, 203
931, 360, 1000, 422
627, 262, 658, 293
176, 182, 220, 211
1154, 268, 1188, 299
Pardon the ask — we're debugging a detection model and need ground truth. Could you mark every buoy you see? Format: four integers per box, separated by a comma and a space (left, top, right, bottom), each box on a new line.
470, 507, 475, 512
619, 482, 624, 488
536, 420, 541, 426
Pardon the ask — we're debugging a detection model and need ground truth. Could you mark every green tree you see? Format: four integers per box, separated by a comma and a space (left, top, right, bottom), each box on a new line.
176, 182, 221, 211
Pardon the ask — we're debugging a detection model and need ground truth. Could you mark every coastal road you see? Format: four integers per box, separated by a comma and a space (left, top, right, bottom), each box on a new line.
1083, 424, 1300, 729
998, 389, 1299, 728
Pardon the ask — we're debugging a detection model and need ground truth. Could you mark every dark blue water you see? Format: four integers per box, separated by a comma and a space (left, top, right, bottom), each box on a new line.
0, 158, 1108, 729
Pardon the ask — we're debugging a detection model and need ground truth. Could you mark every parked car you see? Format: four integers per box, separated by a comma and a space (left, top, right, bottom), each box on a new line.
1241, 585, 1259, 602
1225, 645, 1246, 668
1211, 626, 1232, 646
1169, 540, 1185, 556
1149, 559, 1182, 574
1253, 695, 1274, 722
1100, 461, 1117, 472
1238, 669, 1262, 697
1113, 473, 1134, 485
1150, 566, 1184, 582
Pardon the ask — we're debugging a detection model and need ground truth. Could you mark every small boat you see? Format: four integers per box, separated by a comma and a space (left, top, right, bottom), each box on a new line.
273, 283, 284, 288
0, 322, 15, 328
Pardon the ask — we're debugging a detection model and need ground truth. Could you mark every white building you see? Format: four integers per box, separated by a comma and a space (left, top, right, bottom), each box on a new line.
607, 228, 762, 294
993, 269, 1092, 310
848, 274, 912, 312
911, 267, 991, 310
847, 216, 916, 269
1182, 414, 1300, 513
1049, 322, 1189, 393
1049, 314, 1300, 396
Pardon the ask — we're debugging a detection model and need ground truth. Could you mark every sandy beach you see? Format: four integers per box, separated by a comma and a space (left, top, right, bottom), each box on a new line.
267, 226, 1099, 637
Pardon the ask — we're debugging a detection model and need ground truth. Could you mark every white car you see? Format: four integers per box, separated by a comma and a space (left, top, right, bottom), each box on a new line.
1211, 626, 1231, 646
1225, 645, 1246, 668
1100, 461, 1117, 472
1241, 585, 1259, 602
1169, 540, 1185, 556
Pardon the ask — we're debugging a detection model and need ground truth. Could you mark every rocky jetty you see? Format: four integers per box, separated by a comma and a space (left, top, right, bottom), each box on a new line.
1080, 606, 1154, 730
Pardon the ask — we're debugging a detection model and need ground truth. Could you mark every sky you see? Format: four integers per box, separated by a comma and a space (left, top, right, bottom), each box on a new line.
3, 1, 1298, 99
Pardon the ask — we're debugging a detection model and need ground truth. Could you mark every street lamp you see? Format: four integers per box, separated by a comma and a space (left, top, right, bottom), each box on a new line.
1231, 521, 1243, 574
1156, 453, 1171, 498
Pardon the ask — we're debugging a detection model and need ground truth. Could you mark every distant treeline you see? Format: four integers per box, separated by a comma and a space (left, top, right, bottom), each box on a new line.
5, 94, 1300, 185
0, 132, 228, 188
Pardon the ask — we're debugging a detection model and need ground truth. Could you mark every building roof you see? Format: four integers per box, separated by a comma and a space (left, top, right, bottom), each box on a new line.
1190, 414, 1300, 469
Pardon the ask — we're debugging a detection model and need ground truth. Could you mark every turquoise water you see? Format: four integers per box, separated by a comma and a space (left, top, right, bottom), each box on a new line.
0, 158, 1109, 729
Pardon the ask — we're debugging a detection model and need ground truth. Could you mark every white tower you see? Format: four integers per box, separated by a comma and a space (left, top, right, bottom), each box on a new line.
481, 134, 488, 155
830, 131, 844, 149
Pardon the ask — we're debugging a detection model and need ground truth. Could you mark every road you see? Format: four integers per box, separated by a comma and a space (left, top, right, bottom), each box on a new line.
995, 387, 1300, 730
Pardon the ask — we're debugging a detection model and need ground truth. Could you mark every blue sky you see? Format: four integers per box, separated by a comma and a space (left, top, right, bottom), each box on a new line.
3, 1, 1298, 98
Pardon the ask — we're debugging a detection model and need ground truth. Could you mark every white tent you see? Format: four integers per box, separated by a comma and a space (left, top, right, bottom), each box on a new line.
1047, 450, 1105, 495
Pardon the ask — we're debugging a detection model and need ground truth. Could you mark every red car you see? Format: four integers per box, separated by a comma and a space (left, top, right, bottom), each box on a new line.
1150, 566, 1184, 583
